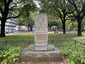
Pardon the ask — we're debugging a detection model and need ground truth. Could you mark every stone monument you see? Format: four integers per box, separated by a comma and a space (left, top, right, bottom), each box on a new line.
20, 13, 63, 61
35, 13, 48, 50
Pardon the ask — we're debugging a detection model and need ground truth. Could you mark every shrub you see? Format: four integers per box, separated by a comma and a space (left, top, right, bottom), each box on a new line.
0, 44, 22, 64
60, 41, 85, 64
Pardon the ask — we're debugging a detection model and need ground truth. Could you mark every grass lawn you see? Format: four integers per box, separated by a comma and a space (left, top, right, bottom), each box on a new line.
0, 33, 85, 42
0, 33, 85, 48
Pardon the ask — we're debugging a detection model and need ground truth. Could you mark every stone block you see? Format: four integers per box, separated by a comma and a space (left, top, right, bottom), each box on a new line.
20, 46, 63, 62
35, 46, 47, 51
47, 44, 55, 51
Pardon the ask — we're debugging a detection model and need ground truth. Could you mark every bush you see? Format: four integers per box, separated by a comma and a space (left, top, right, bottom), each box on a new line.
0, 43, 9, 50
60, 41, 85, 64
0, 44, 22, 64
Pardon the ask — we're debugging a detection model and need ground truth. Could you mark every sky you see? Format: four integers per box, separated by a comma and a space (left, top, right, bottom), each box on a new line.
34, 0, 40, 8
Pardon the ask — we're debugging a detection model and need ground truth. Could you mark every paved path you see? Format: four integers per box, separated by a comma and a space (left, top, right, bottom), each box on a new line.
6, 31, 54, 35
12, 60, 67, 64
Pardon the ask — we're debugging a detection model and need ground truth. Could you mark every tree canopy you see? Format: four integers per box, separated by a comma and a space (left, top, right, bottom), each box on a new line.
16, 11, 37, 27
0, 0, 37, 37
68, 0, 85, 36
39, 0, 73, 34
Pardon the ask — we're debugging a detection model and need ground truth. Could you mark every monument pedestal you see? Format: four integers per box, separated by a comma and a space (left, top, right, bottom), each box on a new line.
20, 13, 63, 62
20, 44, 63, 62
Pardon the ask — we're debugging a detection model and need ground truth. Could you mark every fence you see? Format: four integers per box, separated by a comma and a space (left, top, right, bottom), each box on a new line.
0, 40, 84, 50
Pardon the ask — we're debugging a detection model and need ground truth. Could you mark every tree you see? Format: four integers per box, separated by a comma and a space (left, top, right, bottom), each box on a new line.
39, 0, 73, 34
0, 0, 36, 37
68, 0, 85, 36
16, 11, 37, 29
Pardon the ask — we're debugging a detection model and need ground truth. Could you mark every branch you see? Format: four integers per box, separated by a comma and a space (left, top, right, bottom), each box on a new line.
81, 12, 85, 20
65, 11, 74, 20
66, 11, 74, 15
9, 6, 16, 11
68, 0, 78, 13
57, 12, 62, 20
68, 15, 77, 21
7, 13, 21, 19
81, 0, 83, 4
68, 15, 76, 21
7, 4, 25, 19
68, 16, 74, 17
68, 15, 76, 19
80, 3, 85, 13
0, 7, 3, 14
65, 16, 69, 20
66, 19, 71, 20
57, 13, 60, 17
4, 0, 6, 5
0, 17, 2, 20
68, 0, 74, 5
72, 12, 77, 18
56, 9, 62, 18
7, 0, 13, 6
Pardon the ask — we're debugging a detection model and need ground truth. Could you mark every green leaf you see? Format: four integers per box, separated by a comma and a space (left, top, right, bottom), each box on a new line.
13, 58, 16, 62
9, 59, 13, 64
4, 62, 7, 64
0, 54, 3, 57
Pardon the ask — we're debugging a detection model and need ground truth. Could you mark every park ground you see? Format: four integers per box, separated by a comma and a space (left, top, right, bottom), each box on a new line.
3, 33, 85, 43
0, 33, 85, 64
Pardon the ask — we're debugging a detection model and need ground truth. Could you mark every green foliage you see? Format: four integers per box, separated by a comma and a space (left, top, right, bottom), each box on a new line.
0, 0, 38, 37
60, 41, 74, 56
69, 61, 76, 64
0, 44, 22, 64
60, 41, 85, 64
81, 18, 85, 29
68, 0, 85, 36
48, 21, 58, 27
16, 11, 37, 26
69, 43, 85, 63
39, 0, 73, 34
0, 43, 9, 50
69, 21, 78, 29
33, 60, 38, 63
21, 3, 36, 18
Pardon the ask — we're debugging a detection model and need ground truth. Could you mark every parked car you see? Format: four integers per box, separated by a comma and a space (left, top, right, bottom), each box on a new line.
9, 30, 12, 33
81, 29, 85, 32
5, 31, 9, 34
5, 30, 13, 33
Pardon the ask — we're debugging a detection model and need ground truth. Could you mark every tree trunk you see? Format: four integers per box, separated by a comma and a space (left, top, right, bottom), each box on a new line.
78, 20, 82, 36
1, 19, 6, 37
62, 21, 66, 34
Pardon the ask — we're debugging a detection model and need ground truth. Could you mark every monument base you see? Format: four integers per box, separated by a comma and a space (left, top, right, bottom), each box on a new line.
20, 44, 63, 62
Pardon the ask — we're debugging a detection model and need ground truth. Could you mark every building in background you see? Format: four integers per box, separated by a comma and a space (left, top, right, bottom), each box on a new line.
15, 25, 28, 31
0, 19, 28, 33
0, 19, 17, 33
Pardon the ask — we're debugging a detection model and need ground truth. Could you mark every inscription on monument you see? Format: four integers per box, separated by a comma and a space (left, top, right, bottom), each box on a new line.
36, 34, 47, 42
35, 26, 47, 34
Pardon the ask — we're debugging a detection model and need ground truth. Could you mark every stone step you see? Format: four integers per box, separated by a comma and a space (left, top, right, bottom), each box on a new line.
12, 60, 67, 64
27, 44, 55, 51
20, 45, 63, 62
